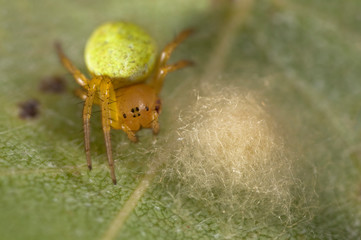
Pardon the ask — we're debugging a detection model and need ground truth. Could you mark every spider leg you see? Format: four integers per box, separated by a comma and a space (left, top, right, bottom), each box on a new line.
100, 79, 117, 185
150, 29, 194, 94
107, 101, 138, 142
158, 29, 194, 66
151, 111, 160, 135
121, 125, 138, 142
110, 119, 138, 142
74, 88, 87, 101
152, 60, 194, 94
83, 77, 101, 171
55, 42, 89, 89
75, 88, 108, 106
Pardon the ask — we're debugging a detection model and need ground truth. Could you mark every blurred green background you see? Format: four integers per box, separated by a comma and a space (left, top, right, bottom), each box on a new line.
1, 0, 361, 239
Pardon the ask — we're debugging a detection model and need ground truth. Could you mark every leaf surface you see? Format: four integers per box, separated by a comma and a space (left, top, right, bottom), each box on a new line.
1, 0, 361, 239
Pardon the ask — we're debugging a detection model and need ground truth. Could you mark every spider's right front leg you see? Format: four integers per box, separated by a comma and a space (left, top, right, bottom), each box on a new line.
99, 79, 119, 185
82, 78, 101, 171
56, 43, 101, 171
55, 42, 89, 89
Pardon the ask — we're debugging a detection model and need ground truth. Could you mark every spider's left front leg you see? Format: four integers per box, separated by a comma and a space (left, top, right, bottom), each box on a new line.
99, 78, 118, 185
150, 29, 194, 94
152, 60, 193, 94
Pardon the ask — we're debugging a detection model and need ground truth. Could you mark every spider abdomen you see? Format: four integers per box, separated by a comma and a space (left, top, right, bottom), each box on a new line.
85, 22, 157, 83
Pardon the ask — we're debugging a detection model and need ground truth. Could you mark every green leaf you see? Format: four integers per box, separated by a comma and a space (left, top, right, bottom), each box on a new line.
1, 0, 361, 239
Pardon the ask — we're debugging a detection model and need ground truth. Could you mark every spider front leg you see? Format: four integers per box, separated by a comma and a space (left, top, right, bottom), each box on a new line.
82, 78, 101, 170
153, 60, 194, 93
158, 28, 194, 66
56, 43, 100, 171
55, 42, 89, 88
99, 79, 119, 185
150, 28, 194, 94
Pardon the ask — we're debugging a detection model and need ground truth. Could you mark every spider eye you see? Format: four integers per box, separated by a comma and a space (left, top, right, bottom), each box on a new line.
123, 113, 127, 118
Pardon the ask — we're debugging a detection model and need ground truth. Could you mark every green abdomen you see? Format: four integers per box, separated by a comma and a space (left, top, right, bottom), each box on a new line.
85, 22, 157, 83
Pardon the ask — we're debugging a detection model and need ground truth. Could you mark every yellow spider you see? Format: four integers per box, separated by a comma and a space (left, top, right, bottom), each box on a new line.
56, 22, 193, 184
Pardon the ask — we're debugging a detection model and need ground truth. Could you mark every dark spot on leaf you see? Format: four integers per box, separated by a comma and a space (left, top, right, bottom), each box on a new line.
39, 75, 66, 94
18, 99, 40, 119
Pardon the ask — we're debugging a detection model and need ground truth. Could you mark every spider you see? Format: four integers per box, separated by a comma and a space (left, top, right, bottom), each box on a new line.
56, 22, 193, 184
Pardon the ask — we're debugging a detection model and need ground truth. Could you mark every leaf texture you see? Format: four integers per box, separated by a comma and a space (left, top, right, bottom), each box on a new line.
1, 0, 361, 239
